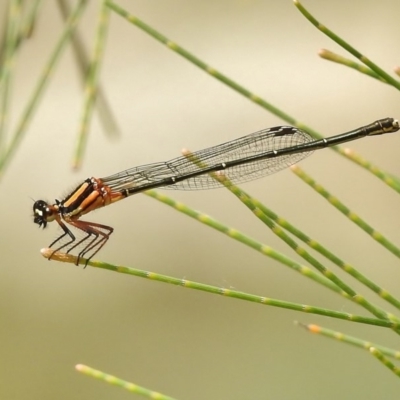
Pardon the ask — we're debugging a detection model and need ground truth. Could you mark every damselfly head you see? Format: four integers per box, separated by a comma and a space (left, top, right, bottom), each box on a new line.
33, 200, 52, 228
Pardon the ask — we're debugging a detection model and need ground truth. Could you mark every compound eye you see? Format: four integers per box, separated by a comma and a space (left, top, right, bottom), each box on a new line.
33, 200, 55, 228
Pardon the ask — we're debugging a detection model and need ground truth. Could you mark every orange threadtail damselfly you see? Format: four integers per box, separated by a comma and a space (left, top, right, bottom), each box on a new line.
33, 117, 399, 266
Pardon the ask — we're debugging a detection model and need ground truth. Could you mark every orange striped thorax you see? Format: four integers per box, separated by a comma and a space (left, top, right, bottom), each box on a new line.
59, 177, 126, 221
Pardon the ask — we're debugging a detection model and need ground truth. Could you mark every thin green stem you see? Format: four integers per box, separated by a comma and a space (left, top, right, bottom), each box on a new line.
73, 0, 110, 169
41, 248, 399, 329
246, 195, 400, 312
0, 1, 42, 77
216, 176, 400, 324
369, 348, 400, 378
318, 49, 388, 84
0, 0, 43, 61
56, 0, 120, 139
291, 165, 400, 259
180, 151, 399, 324
294, 0, 400, 90
19, 0, 42, 39
222, 185, 400, 309
0, 0, 21, 150
298, 322, 400, 359
0, 0, 88, 178
105, 0, 297, 124
105, 0, 400, 195
143, 189, 345, 294
76, 364, 177, 399
342, 147, 400, 193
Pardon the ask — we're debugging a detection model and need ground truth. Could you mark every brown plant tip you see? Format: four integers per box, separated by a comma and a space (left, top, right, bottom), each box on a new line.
40, 248, 77, 263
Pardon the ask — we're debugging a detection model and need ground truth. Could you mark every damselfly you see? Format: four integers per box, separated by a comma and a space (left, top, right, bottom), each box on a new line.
33, 117, 399, 266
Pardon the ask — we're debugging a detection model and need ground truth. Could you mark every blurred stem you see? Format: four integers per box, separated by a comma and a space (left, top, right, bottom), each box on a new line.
0, 0, 42, 62
56, 0, 119, 140
18, 0, 42, 39
76, 364, 177, 399
369, 347, 400, 378
0, 0, 89, 178
73, 0, 110, 169
0, 0, 22, 152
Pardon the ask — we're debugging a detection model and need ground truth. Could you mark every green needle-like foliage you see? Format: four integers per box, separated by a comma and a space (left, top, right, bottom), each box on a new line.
1, 0, 400, 396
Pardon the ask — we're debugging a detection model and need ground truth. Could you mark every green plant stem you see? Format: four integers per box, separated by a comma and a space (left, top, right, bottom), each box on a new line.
341, 147, 400, 193
143, 190, 344, 294
179, 151, 399, 324
291, 165, 400, 259
76, 364, 177, 399
19, 0, 42, 39
298, 322, 400, 359
105, 1, 297, 123
104, 0, 399, 194
0, 0, 42, 49
294, 0, 400, 90
0, 0, 21, 149
318, 49, 387, 83
0, 0, 88, 178
214, 176, 400, 324
56, 0, 119, 139
41, 248, 399, 329
369, 348, 400, 378
73, 0, 110, 169
224, 185, 400, 311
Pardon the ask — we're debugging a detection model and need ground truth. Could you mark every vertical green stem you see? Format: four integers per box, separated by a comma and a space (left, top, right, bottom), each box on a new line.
0, 0, 88, 178
73, 0, 110, 169
57, 0, 119, 139
0, 0, 21, 152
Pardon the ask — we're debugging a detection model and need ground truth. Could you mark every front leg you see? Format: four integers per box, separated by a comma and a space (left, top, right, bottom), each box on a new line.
48, 219, 76, 260
67, 220, 114, 267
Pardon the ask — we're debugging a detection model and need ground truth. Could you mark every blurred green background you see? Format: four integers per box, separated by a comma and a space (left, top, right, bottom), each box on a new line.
1, 1, 400, 399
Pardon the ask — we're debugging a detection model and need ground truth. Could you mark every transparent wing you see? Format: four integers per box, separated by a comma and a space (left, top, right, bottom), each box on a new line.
101, 125, 314, 192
